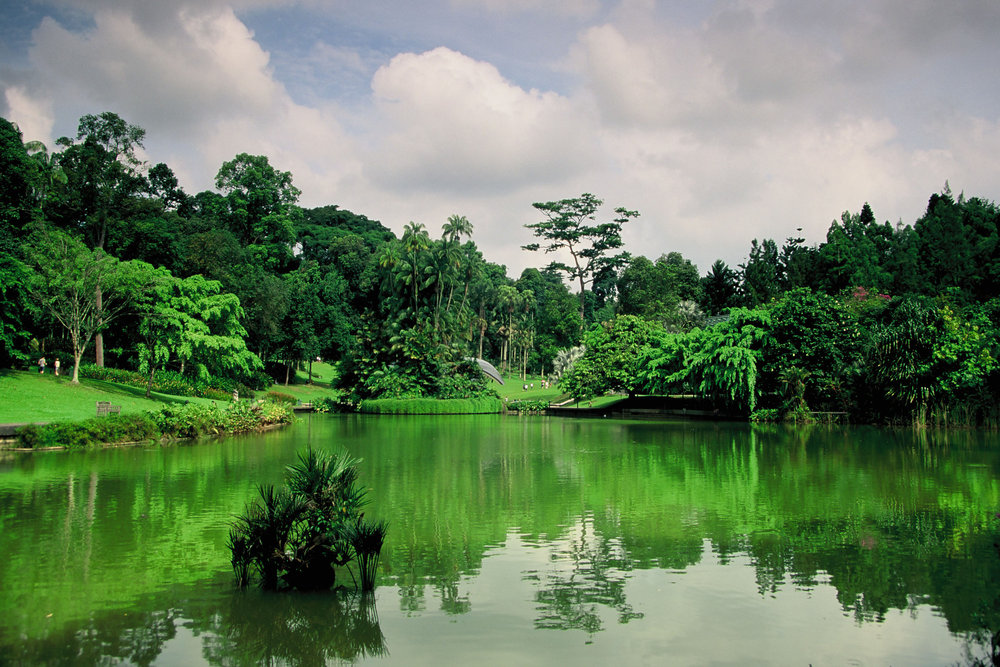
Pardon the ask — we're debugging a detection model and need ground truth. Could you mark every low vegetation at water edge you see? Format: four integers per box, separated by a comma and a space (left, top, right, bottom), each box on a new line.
15, 401, 294, 449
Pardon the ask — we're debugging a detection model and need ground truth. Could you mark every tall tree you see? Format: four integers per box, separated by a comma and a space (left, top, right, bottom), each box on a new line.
215, 153, 300, 272
740, 239, 780, 306
52, 112, 148, 366
23, 228, 153, 382
700, 260, 740, 315
0, 118, 36, 366
523, 193, 638, 328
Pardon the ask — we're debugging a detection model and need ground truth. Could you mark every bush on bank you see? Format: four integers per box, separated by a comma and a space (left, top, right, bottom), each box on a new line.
16, 413, 160, 449
505, 399, 550, 414
356, 397, 502, 415
15, 401, 294, 448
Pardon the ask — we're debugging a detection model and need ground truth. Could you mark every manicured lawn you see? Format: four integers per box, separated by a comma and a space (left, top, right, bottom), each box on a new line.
0, 370, 217, 424
268, 360, 341, 402
550, 394, 624, 409
497, 373, 573, 405
495, 372, 625, 409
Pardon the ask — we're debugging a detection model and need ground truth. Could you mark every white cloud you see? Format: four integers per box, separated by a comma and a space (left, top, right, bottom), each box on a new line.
29, 7, 281, 131
366, 46, 597, 194
448, 0, 601, 17
3, 86, 54, 144
573, 23, 729, 128
3, 0, 999, 281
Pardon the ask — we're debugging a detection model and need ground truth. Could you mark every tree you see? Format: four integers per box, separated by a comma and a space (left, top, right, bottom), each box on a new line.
215, 153, 300, 272
740, 239, 780, 306
134, 272, 264, 395
700, 260, 740, 315
278, 263, 352, 384
765, 288, 861, 411
816, 207, 892, 294
620, 252, 703, 320
51, 112, 148, 367
864, 296, 996, 423
562, 315, 658, 399
23, 228, 153, 382
523, 193, 638, 328
778, 231, 818, 291
0, 118, 36, 366
516, 267, 581, 373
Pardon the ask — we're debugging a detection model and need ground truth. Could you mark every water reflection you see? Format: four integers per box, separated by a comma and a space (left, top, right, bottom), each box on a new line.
1, 416, 999, 664
527, 515, 643, 634
6, 587, 387, 666
201, 591, 387, 665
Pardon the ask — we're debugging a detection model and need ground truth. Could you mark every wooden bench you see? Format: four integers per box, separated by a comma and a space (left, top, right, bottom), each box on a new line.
96, 401, 121, 417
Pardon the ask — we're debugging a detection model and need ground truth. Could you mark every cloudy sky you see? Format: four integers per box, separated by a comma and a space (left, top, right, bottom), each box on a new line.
3, 0, 999, 279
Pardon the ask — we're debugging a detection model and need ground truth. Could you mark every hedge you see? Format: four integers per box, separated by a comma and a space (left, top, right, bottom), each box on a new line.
356, 397, 502, 415
15, 401, 294, 449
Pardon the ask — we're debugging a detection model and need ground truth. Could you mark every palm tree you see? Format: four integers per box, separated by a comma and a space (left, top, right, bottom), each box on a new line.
441, 215, 473, 314
400, 222, 429, 315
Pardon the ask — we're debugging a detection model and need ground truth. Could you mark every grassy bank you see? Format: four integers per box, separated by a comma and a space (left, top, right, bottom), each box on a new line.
13, 400, 294, 450
266, 361, 342, 404
0, 370, 218, 424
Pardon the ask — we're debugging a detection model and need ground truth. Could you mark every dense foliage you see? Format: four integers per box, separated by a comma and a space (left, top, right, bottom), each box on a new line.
3, 110, 999, 423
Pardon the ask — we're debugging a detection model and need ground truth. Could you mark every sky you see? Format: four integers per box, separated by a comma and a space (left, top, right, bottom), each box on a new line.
3, 0, 1000, 280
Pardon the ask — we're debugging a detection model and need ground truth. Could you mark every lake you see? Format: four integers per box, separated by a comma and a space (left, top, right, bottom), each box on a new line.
1, 414, 998, 665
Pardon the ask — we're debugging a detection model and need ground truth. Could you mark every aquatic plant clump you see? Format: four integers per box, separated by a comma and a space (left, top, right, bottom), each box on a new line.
229, 448, 387, 592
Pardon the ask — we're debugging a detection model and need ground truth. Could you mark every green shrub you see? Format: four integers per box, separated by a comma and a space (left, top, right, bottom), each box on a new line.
16, 413, 159, 449
266, 391, 297, 405
258, 401, 295, 426
506, 399, 549, 414
313, 396, 348, 413
749, 408, 781, 423
15, 424, 55, 449
229, 448, 386, 592
14, 402, 292, 449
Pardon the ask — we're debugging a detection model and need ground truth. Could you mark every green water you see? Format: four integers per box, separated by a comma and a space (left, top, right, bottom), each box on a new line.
1, 415, 998, 665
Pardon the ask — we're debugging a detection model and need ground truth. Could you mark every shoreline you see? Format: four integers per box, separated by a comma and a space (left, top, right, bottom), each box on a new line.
0, 414, 293, 452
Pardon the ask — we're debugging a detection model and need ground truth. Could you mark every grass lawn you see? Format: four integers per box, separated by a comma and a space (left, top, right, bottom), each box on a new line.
495, 372, 627, 410
496, 373, 578, 406
0, 370, 218, 424
551, 394, 625, 410
267, 361, 341, 402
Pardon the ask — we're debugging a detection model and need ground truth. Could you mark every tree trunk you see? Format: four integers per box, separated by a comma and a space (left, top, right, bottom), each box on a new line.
95, 284, 104, 367
285, 361, 291, 386
145, 364, 156, 398
308, 359, 313, 385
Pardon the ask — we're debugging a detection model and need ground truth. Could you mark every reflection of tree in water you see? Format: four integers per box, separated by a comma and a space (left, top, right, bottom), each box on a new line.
5, 608, 179, 666
527, 514, 643, 634
8, 589, 388, 666
962, 518, 1000, 667
201, 590, 387, 665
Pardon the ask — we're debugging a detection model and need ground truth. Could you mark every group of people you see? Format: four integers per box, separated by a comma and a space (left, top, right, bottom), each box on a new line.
37, 356, 60, 376
522, 380, 550, 391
